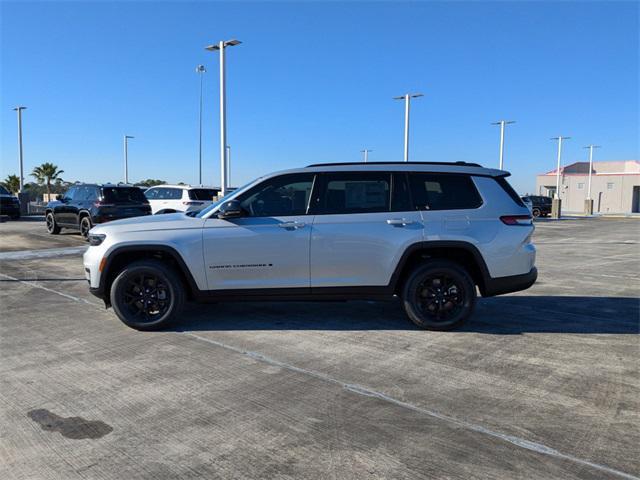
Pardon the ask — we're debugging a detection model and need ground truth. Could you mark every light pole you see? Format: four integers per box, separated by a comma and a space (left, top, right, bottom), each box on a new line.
206, 39, 241, 197
393, 93, 423, 162
583, 144, 600, 215
13, 106, 27, 191
123, 135, 134, 184
491, 120, 515, 170
226, 145, 231, 187
196, 65, 206, 185
550, 136, 570, 219
360, 149, 372, 163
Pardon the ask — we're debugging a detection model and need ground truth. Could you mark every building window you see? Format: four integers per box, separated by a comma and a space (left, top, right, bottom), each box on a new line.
607, 183, 614, 190
577, 183, 584, 190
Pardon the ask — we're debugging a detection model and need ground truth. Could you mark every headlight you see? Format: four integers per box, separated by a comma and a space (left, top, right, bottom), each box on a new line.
88, 233, 106, 246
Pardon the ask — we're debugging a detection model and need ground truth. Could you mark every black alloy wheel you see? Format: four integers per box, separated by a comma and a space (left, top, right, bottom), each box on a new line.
80, 216, 92, 239
402, 260, 476, 330
46, 212, 61, 234
110, 260, 184, 330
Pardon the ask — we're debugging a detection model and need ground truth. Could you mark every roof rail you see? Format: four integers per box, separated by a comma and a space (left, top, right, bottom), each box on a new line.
305, 161, 483, 168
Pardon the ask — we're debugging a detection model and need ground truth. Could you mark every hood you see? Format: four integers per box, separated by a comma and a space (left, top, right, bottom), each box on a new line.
92, 213, 205, 234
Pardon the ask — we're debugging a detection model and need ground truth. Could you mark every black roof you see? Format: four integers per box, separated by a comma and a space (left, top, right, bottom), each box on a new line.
306, 161, 483, 168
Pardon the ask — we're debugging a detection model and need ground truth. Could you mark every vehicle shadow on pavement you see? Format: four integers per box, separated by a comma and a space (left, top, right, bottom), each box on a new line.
173, 296, 639, 334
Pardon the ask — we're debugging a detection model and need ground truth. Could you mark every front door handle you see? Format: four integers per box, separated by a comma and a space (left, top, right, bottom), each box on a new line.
386, 218, 415, 227
278, 221, 306, 230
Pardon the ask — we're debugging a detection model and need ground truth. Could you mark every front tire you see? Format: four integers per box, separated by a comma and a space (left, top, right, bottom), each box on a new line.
401, 260, 476, 331
532, 207, 541, 218
110, 260, 185, 331
46, 212, 61, 234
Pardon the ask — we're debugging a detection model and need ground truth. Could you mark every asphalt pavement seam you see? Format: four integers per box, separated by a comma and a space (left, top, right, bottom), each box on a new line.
183, 331, 639, 480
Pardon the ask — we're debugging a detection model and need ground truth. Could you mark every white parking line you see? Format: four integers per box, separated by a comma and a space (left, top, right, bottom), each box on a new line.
0, 246, 87, 261
184, 332, 639, 480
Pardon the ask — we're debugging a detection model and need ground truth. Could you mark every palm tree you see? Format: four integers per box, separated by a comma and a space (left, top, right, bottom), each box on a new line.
31, 163, 64, 197
1, 174, 20, 194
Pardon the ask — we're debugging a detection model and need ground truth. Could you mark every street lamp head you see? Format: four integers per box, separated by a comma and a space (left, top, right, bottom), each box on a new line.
551, 136, 571, 140
206, 39, 242, 51
491, 120, 516, 125
125, 135, 134, 139
13, 106, 27, 111
392, 96, 405, 100
196, 65, 206, 73
410, 93, 424, 98
583, 145, 601, 149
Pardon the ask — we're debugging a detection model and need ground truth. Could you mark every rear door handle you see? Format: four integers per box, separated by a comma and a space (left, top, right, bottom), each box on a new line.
278, 221, 306, 230
386, 218, 415, 227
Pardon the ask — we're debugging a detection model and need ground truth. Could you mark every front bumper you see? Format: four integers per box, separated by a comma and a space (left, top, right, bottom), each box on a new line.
482, 267, 538, 297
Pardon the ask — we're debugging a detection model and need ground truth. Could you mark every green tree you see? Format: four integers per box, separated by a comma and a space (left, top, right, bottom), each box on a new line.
137, 179, 166, 187
31, 163, 64, 197
1, 174, 20, 194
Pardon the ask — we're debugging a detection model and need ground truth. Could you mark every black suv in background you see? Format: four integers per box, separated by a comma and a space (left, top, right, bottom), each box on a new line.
0, 185, 21, 219
521, 195, 552, 217
45, 184, 151, 238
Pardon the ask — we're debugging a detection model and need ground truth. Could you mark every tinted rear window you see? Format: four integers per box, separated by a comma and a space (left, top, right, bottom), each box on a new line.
409, 173, 483, 210
102, 187, 148, 204
494, 177, 525, 208
189, 189, 219, 201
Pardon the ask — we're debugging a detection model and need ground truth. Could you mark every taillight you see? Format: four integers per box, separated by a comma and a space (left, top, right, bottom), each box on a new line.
500, 215, 533, 226
182, 201, 203, 205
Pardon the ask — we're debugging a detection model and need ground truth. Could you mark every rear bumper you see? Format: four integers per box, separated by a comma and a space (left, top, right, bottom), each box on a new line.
482, 267, 537, 297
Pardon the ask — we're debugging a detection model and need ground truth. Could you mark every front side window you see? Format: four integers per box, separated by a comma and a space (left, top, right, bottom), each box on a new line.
145, 188, 159, 200
237, 173, 315, 217
409, 173, 483, 211
319, 172, 390, 214
189, 189, 219, 201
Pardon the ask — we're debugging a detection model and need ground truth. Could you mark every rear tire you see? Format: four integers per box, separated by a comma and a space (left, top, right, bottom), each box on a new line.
46, 212, 61, 234
79, 215, 92, 239
110, 259, 185, 331
401, 260, 476, 331
532, 207, 541, 218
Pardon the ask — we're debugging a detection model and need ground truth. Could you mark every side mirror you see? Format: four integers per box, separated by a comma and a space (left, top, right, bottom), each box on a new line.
56, 194, 63, 201
218, 199, 243, 219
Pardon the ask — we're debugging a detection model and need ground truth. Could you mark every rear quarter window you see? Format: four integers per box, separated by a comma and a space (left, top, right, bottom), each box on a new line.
493, 177, 526, 208
409, 173, 483, 210
102, 187, 148, 204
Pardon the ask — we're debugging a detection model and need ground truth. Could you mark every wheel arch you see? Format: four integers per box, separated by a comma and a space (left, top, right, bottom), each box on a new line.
390, 241, 491, 296
100, 245, 201, 306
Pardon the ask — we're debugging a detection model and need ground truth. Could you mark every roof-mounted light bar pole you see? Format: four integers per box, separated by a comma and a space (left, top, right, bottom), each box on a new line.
205, 39, 241, 197
491, 120, 515, 170
584, 144, 601, 200
123, 135, 134, 184
551, 136, 570, 199
13, 106, 27, 191
393, 93, 423, 162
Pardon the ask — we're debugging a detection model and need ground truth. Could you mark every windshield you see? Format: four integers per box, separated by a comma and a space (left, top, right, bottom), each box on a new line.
0, 186, 10, 195
195, 178, 261, 218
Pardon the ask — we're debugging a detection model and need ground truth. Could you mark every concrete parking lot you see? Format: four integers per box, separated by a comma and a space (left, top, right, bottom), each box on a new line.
1, 217, 638, 479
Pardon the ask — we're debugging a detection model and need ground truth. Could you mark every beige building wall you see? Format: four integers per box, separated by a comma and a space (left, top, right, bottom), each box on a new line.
536, 161, 640, 214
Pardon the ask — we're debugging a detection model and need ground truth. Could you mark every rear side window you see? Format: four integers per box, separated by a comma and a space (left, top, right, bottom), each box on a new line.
319, 172, 390, 214
102, 187, 148, 204
154, 188, 183, 200
189, 189, 219, 201
409, 173, 483, 211
493, 177, 525, 208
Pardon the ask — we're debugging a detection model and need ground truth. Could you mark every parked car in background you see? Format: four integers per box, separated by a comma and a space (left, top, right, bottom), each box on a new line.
144, 185, 220, 214
521, 196, 533, 213
45, 184, 151, 238
521, 195, 552, 217
84, 161, 537, 331
0, 185, 20, 219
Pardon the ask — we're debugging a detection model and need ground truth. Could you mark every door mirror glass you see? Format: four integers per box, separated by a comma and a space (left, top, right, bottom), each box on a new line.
218, 200, 243, 219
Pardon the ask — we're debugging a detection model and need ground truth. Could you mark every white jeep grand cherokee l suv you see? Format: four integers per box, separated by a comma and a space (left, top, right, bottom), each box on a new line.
84, 162, 537, 331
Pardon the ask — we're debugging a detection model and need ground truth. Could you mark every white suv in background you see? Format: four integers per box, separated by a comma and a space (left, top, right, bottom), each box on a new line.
84, 162, 537, 331
144, 185, 219, 214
